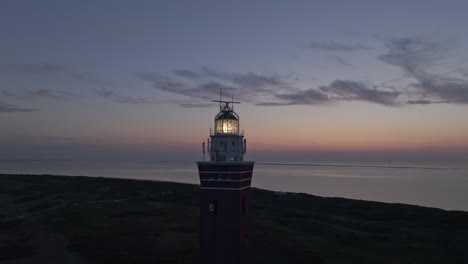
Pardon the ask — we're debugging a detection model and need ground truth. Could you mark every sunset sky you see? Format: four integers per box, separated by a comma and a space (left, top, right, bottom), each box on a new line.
1, 0, 468, 162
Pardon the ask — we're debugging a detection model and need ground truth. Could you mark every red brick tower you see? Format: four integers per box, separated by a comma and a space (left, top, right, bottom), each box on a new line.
197, 100, 255, 264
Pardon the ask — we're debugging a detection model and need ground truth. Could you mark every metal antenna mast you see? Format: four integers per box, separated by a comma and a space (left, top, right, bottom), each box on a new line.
219, 88, 222, 110
212, 88, 240, 109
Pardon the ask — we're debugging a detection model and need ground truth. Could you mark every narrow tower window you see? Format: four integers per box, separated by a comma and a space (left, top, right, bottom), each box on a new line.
210, 200, 218, 215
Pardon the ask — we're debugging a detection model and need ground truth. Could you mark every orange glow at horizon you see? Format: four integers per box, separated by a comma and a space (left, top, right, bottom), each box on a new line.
233, 102, 468, 153
13, 101, 465, 155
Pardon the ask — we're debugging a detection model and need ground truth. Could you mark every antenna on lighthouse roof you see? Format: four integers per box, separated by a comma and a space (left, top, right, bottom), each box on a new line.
219, 88, 222, 110
212, 88, 241, 110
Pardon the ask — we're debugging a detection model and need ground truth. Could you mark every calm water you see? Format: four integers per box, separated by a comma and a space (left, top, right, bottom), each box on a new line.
1, 160, 467, 211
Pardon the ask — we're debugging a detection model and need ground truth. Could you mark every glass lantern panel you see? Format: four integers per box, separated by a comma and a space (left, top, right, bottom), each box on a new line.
215, 119, 238, 134
215, 120, 223, 134
222, 119, 238, 134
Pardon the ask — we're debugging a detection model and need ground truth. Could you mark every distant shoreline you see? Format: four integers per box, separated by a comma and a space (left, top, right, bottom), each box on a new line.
257, 162, 468, 171
1, 173, 466, 213
1, 159, 466, 171
1, 160, 466, 211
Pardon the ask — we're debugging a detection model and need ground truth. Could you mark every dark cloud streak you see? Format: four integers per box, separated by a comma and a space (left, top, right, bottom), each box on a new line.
2, 89, 80, 100
45, 136, 76, 141
307, 41, 369, 52
2, 62, 70, 74
70, 72, 114, 86
407, 99, 444, 105
179, 103, 216, 108
0, 104, 38, 113
174, 69, 201, 80
334, 56, 352, 66
95, 88, 157, 104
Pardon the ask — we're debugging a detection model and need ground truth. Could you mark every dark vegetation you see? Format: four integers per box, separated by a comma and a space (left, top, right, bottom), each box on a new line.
1, 174, 467, 263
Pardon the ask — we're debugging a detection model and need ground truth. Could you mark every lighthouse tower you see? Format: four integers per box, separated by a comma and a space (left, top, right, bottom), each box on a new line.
197, 100, 255, 264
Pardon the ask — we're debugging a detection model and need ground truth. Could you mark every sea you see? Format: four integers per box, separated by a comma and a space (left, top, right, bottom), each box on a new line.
1, 160, 467, 211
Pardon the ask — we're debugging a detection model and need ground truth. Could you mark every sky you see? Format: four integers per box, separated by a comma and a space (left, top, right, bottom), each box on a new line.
1, 0, 468, 162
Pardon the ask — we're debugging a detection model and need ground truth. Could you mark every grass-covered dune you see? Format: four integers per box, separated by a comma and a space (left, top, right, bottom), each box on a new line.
1, 174, 467, 264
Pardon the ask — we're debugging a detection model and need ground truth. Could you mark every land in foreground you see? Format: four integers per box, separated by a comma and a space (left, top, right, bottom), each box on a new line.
1, 174, 467, 263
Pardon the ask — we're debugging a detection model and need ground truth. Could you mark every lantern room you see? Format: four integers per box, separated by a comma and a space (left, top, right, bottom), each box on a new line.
214, 102, 239, 135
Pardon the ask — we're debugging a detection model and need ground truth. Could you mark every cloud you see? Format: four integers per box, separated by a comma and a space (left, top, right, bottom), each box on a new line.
2, 89, 80, 100
45, 136, 76, 141
378, 37, 442, 77
264, 37, 468, 107
137, 72, 234, 100
95, 88, 157, 104
334, 56, 352, 66
273, 88, 330, 105
3, 61, 117, 87
307, 41, 369, 52
319, 80, 401, 106
3, 62, 70, 74
95, 87, 214, 107
179, 103, 216, 108
255, 102, 293, 106
174, 69, 201, 80
259, 80, 401, 106
136, 68, 294, 104
71, 72, 99, 82
413, 75, 468, 104
0, 104, 38, 113
460, 68, 468, 77
407, 99, 444, 105
139, 67, 406, 107
201, 67, 292, 91
70, 72, 114, 86
378, 37, 468, 104
136, 38, 467, 107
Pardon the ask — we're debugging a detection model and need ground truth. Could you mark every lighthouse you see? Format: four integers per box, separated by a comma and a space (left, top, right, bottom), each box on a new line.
197, 99, 255, 264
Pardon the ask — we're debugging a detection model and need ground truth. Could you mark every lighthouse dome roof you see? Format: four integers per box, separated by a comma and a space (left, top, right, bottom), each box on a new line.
215, 110, 238, 120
